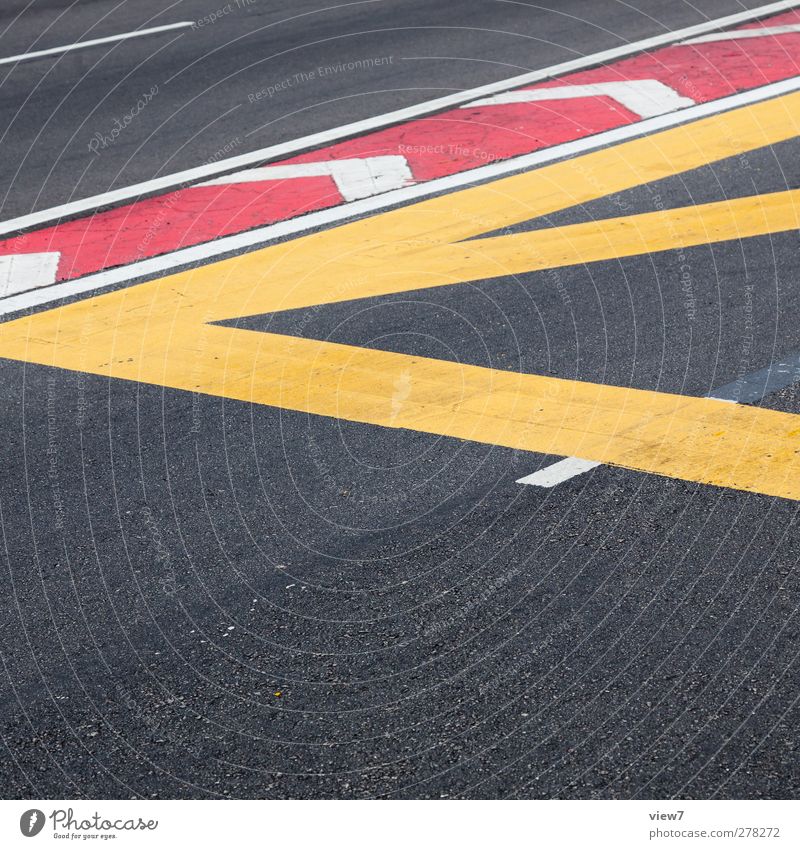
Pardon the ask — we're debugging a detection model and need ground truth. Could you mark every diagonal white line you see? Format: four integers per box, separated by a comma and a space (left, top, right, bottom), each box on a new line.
681, 23, 800, 44
0, 22, 194, 67
517, 353, 800, 489
516, 458, 601, 487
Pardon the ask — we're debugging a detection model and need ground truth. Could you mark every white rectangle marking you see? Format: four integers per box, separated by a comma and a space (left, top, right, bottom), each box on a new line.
0, 252, 60, 297
199, 156, 415, 201
465, 80, 695, 119
517, 458, 602, 488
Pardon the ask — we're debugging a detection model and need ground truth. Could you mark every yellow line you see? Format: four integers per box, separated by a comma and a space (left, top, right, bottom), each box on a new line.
1, 91, 800, 499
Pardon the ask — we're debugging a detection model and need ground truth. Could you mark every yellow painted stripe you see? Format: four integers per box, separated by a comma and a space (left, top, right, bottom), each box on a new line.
1, 91, 800, 499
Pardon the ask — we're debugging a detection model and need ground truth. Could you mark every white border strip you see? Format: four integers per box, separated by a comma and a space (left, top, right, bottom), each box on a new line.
0, 22, 194, 68
2, 72, 799, 319
1, 0, 798, 236
681, 23, 800, 44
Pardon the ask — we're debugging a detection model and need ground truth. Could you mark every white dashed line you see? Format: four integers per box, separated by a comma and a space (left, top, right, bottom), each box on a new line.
516, 458, 602, 488
518, 351, 800, 489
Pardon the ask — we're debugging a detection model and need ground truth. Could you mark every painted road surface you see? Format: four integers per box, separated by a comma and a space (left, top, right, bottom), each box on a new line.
1, 0, 800, 800
4, 5, 800, 290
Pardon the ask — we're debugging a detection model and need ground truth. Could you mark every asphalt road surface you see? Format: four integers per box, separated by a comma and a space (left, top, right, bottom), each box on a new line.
0, 0, 774, 217
1, 0, 800, 801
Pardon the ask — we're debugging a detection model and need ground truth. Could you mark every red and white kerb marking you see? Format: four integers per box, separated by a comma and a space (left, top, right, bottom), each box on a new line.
197, 155, 415, 202
1, 5, 800, 300
464, 79, 694, 117
0, 252, 61, 297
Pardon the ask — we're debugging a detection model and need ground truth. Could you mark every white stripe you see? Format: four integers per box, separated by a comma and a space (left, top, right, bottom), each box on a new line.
518, 387, 751, 489
0, 252, 60, 297
0, 0, 797, 236
518, 386, 748, 491
516, 458, 601, 487
2, 72, 799, 319
0, 22, 194, 68
682, 23, 800, 44
199, 155, 415, 201
465, 80, 694, 119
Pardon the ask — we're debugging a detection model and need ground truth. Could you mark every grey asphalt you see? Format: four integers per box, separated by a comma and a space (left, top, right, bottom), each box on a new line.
1, 0, 800, 800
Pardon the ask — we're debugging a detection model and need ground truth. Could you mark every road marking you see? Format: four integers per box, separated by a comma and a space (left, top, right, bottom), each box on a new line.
0, 22, 194, 68
8, 13, 800, 286
0, 252, 60, 297
682, 23, 800, 44
1, 0, 797, 237
520, 351, 800, 489
516, 458, 601, 488
2, 92, 800, 500
708, 351, 800, 403
198, 156, 415, 201
465, 80, 694, 118
3, 73, 800, 321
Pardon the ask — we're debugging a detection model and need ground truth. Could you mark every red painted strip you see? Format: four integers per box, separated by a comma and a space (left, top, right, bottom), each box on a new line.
16, 178, 342, 281
2, 8, 799, 286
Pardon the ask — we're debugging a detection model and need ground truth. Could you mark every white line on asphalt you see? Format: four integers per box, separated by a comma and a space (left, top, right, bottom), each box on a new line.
0, 0, 797, 236
518, 353, 800, 489
516, 458, 601, 487
198, 155, 415, 201
681, 23, 800, 44
2, 72, 800, 319
0, 252, 60, 297
0, 22, 194, 68
465, 80, 695, 118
